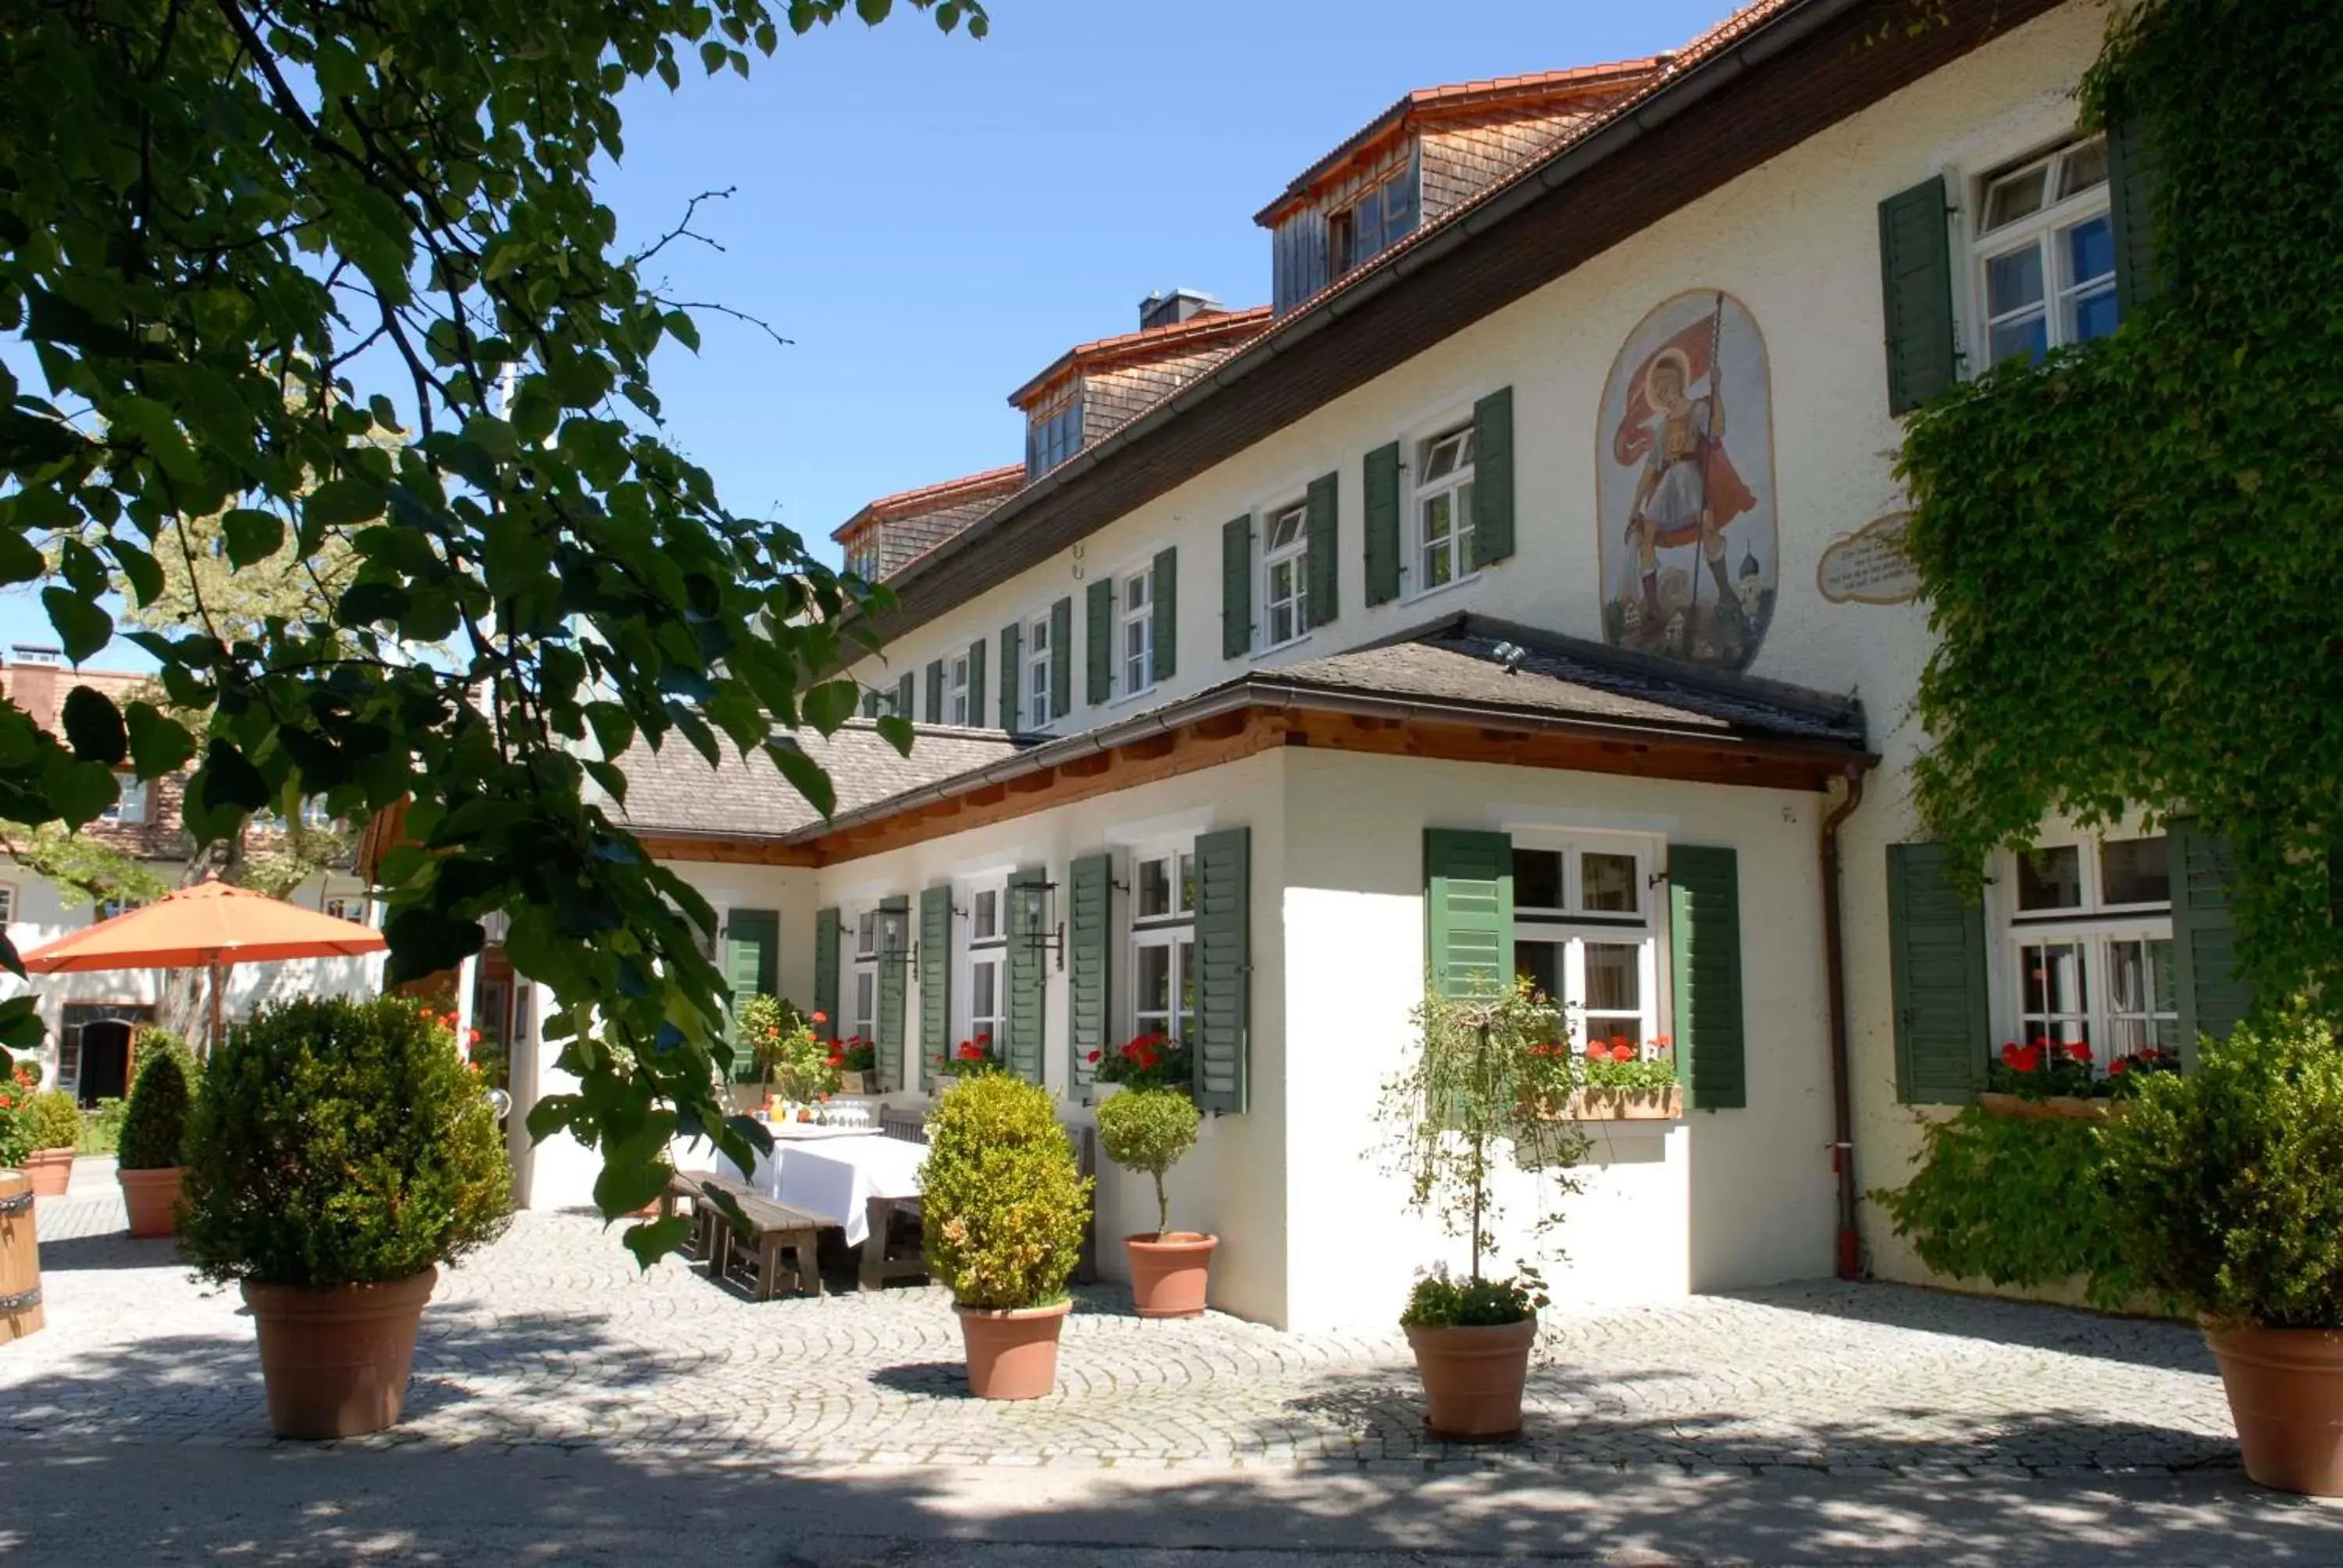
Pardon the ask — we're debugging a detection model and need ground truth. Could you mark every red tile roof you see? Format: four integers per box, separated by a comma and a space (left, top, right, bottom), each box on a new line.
1252, 58, 1665, 227
831, 465, 1025, 544
1007, 306, 1274, 412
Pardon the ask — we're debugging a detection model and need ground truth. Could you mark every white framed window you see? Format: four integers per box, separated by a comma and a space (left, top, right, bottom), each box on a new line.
323, 894, 364, 923
1028, 394, 1083, 479
1412, 425, 1476, 593
1512, 837, 1660, 1052
1995, 834, 2177, 1065
95, 895, 147, 923
1129, 844, 1198, 1042
844, 533, 881, 581
961, 877, 1007, 1053
1025, 612, 1054, 729
1972, 135, 2119, 368
851, 909, 879, 1041
1119, 565, 1154, 697
946, 652, 972, 727
101, 774, 148, 824
0, 883, 16, 925
1260, 501, 1310, 650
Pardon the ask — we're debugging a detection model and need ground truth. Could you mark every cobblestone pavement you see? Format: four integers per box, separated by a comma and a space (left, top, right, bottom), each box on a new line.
2, 1169, 2244, 1482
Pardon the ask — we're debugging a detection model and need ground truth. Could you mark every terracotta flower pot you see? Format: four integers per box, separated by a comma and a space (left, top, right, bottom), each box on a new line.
242, 1267, 438, 1440
2205, 1321, 2343, 1495
22, 1149, 73, 1199
118, 1166, 184, 1238
1405, 1314, 1538, 1442
954, 1299, 1071, 1400
1125, 1232, 1217, 1319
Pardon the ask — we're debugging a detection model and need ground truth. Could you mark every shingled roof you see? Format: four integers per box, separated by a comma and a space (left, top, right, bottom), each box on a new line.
600, 721, 1027, 841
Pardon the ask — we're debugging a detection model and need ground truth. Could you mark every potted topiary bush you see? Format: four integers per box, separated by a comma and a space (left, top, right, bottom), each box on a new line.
1095, 1085, 1214, 1317
21, 1089, 82, 1197
918, 1072, 1091, 1399
1378, 976, 1588, 1441
180, 996, 512, 1439
2100, 1010, 2343, 1495
116, 1029, 198, 1238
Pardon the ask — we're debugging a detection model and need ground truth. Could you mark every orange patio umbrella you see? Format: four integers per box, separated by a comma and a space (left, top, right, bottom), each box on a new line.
18, 877, 387, 1048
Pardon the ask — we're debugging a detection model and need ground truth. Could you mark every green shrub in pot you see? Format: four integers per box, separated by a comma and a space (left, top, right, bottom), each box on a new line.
25, 1090, 82, 1153
1095, 1086, 1200, 1239
118, 1032, 198, 1172
919, 1073, 1089, 1310
180, 996, 512, 1289
2099, 1010, 2343, 1494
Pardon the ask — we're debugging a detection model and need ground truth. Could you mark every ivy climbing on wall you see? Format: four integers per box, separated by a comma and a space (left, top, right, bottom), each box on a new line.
1898, 0, 2343, 999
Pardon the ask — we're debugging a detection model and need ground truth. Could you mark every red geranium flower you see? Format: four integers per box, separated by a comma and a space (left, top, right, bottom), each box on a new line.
1086, 1049, 1101, 1064
1611, 1042, 1635, 1062
957, 1042, 986, 1062
811, 1010, 829, 1025
1999, 1042, 2020, 1067
1585, 1041, 1607, 1061
2065, 1040, 2092, 1064
2109, 1057, 2130, 1075
2010, 1044, 2044, 1074
1652, 1034, 1673, 1053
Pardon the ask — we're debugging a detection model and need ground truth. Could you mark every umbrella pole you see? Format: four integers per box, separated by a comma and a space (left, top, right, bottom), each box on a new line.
209, 960, 223, 1056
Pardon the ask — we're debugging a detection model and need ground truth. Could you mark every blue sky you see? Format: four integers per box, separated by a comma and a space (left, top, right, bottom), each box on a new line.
2, 0, 1742, 665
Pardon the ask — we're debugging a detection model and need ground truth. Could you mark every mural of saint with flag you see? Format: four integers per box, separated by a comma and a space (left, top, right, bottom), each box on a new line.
1597, 290, 1777, 670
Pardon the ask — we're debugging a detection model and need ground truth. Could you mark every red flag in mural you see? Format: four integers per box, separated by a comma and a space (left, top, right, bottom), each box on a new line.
1610, 310, 1758, 549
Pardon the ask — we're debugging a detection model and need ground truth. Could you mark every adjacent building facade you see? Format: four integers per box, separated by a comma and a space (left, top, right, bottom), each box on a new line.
0, 652, 380, 1099
493, 0, 2188, 1328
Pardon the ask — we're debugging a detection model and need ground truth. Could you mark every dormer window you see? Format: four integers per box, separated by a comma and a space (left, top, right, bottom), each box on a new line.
844, 534, 880, 581
1027, 392, 1084, 480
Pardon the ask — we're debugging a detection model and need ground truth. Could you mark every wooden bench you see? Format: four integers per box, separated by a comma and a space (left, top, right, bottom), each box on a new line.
698, 1175, 826, 1302
661, 1168, 724, 1260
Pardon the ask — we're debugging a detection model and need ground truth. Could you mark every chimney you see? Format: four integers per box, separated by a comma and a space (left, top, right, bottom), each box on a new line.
1138, 289, 1225, 332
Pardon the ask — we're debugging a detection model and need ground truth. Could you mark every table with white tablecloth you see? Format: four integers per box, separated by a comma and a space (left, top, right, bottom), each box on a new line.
719, 1133, 924, 1247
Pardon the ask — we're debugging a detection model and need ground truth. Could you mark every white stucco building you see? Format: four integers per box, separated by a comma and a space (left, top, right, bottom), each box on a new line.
494, 0, 2210, 1330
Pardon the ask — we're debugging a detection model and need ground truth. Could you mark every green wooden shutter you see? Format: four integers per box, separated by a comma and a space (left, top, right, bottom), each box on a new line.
1364, 441, 1402, 607
1068, 852, 1111, 1091
1221, 515, 1253, 660
966, 639, 986, 729
1885, 842, 1988, 1105
813, 907, 842, 1042
1305, 471, 1339, 628
1194, 827, 1250, 1113
1085, 579, 1113, 706
2106, 114, 2163, 317
893, 671, 913, 718
1878, 176, 1957, 415
1469, 387, 1514, 568
1668, 846, 1746, 1110
1150, 545, 1178, 684
1050, 596, 1073, 717
924, 659, 944, 724
2170, 818, 2253, 1066
1006, 866, 1047, 1085
918, 884, 951, 1091
998, 622, 1021, 731
723, 908, 779, 1079
860, 691, 880, 719
1424, 829, 1512, 999
876, 895, 908, 1092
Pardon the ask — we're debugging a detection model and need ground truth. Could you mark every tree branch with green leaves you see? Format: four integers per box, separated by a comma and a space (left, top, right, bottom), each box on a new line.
0, 0, 985, 1263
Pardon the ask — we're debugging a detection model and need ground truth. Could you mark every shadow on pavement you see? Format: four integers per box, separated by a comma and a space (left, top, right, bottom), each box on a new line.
1735, 1279, 2209, 1375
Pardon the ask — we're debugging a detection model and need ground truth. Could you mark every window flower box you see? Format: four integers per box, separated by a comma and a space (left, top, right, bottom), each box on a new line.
1566, 1085, 1684, 1121
1979, 1092, 2120, 1122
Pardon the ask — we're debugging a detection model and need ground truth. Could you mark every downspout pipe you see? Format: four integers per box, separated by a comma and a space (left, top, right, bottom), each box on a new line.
1820, 762, 1870, 1281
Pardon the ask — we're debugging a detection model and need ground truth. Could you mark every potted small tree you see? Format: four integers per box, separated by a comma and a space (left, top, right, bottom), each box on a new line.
919, 1072, 1090, 1399
1379, 976, 1589, 1441
179, 996, 512, 1440
2100, 1010, 2343, 1495
1096, 1085, 1214, 1317
116, 1029, 197, 1237
20, 1089, 82, 1197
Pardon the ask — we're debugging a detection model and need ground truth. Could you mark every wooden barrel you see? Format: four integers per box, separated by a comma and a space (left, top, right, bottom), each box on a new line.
0, 1170, 45, 1343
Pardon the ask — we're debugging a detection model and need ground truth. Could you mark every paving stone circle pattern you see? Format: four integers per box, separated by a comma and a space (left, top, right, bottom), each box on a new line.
4, 1171, 2240, 1477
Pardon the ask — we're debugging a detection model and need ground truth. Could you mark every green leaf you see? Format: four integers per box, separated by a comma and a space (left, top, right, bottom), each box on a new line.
304, 476, 387, 530
41, 588, 112, 664
60, 685, 127, 765
801, 678, 859, 736
875, 715, 915, 757
382, 907, 487, 983
621, 1214, 692, 1267
764, 739, 835, 819
221, 508, 285, 568
43, 752, 119, 829
123, 701, 197, 779
0, 529, 47, 587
